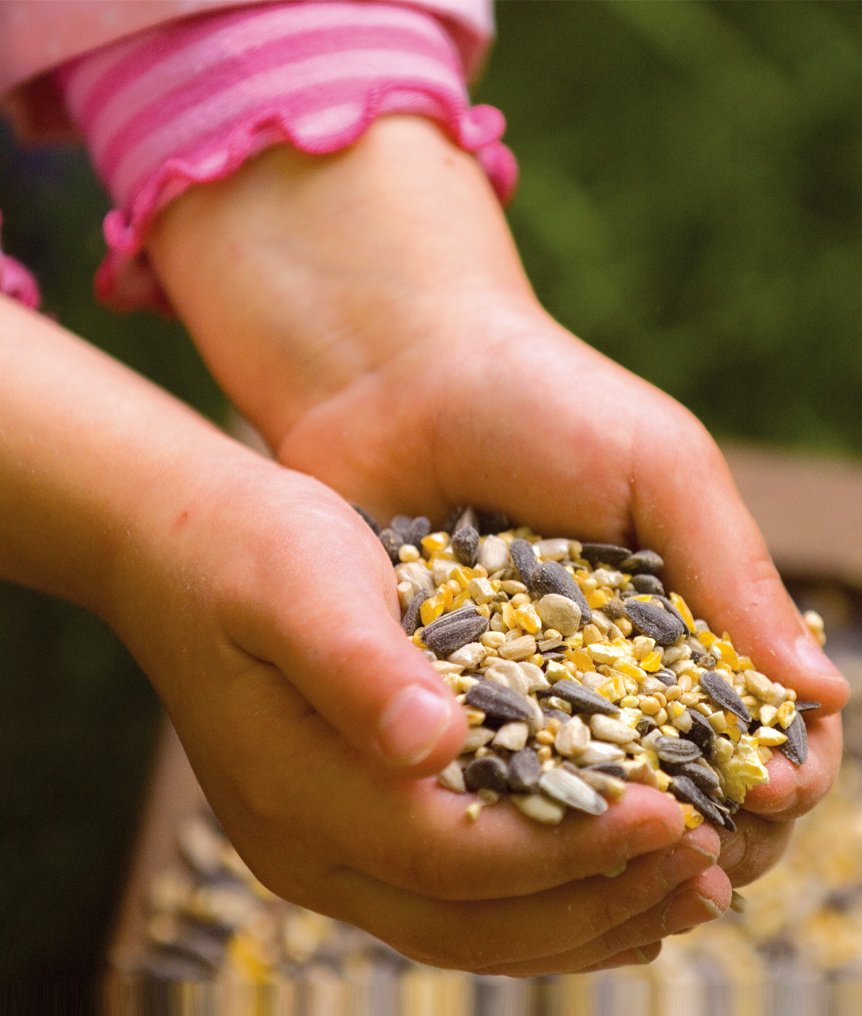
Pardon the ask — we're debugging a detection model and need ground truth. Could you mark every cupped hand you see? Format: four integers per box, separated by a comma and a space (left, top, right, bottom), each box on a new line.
109, 454, 727, 973
144, 117, 848, 965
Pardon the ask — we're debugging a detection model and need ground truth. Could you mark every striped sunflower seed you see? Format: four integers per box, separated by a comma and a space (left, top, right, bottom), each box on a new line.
530, 561, 591, 622
422, 607, 489, 656
778, 712, 809, 764
509, 538, 539, 585
699, 670, 752, 724
669, 775, 732, 830
464, 681, 535, 724
451, 525, 480, 567
624, 599, 686, 646
579, 543, 633, 568
620, 549, 664, 575
653, 736, 702, 765
507, 747, 543, 794
537, 679, 620, 716
401, 590, 428, 635
539, 767, 609, 816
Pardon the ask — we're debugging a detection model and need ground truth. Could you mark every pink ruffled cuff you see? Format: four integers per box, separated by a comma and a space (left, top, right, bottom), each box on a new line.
56, 1, 517, 312
0, 212, 40, 309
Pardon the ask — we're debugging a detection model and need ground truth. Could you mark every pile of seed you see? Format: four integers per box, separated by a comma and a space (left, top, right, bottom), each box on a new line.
362, 507, 817, 828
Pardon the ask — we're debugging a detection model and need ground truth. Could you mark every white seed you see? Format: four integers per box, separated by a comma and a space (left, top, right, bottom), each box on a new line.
478, 535, 510, 573
535, 594, 582, 636
532, 538, 571, 561
437, 761, 466, 793
539, 767, 608, 815
510, 793, 566, 825
485, 659, 531, 695
577, 740, 627, 765
554, 716, 590, 756
460, 727, 495, 753
518, 661, 551, 693
467, 577, 497, 605
497, 635, 538, 661
590, 714, 638, 744
447, 642, 487, 670
492, 721, 530, 751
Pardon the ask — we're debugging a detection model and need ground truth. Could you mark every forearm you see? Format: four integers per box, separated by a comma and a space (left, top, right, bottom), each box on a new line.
145, 116, 535, 446
0, 294, 247, 617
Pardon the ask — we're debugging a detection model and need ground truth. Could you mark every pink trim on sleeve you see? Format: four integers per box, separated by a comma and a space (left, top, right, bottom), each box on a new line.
0, 212, 40, 310
56, 1, 516, 312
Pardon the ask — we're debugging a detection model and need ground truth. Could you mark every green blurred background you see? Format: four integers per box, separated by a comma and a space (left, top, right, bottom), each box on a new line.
0, 0, 860, 988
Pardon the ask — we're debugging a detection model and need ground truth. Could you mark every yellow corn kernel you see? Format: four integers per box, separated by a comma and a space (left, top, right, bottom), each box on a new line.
615, 659, 646, 682
736, 655, 755, 671
713, 639, 740, 670
412, 631, 426, 648
600, 675, 627, 702
725, 716, 741, 742
640, 650, 663, 673
697, 630, 718, 648
670, 592, 697, 634
420, 588, 450, 626
754, 726, 788, 747
514, 603, 543, 635
450, 590, 471, 611
500, 601, 518, 629
620, 695, 640, 709
777, 700, 797, 729
654, 770, 672, 792
421, 531, 449, 556
587, 587, 613, 609
534, 729, 556, 745
464, 708, 486, 727
450, 566, 472, 590
398, 543, 421, 563
567, 647, 595, 672
528, 654, 545, 668
680, 803, 705, 829
666, 700, 687, 721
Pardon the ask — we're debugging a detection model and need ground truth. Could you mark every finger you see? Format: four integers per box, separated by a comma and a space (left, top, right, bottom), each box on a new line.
716, 812, 795, 888
476, 865, 730, 977
195, 662, 688, 901
227, 480, 466, 776
742, 712, 842, 819
579, 940, 662, 972
630, 414, 849, 717
326, 826, 721, 972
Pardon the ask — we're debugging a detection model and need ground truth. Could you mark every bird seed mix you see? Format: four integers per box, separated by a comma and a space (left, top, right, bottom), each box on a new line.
368, 507, 817, 829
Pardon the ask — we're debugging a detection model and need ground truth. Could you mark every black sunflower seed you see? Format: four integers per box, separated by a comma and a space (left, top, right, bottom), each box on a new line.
477, 510, 511, 536
509, 538, 538, 585
779, 713, 808, 765
654, 736, 702, 765
465, 680, 535, 724
669, 776, 732, 829
620, 549, 664, 575
389, 514, 413, 541
507, 748, 542, 794
699, 670, 752, 724
378, 528, 403, 564
464, 754, 508, 794
794, 700, 821, 713
537, 679, 619, 716
653, 667, 678, 687
630, 574, 666, 596
582, 762, 628, 780
406, 516, 431, 548
681, 709, 717, 761
422, 607, 489, 656
451, 525, 480, 567
663, 761, 721, 795
401, 590, 428, 635
624, 599, 686, 646
530, 561, 591, 623
579, 543, 632, 568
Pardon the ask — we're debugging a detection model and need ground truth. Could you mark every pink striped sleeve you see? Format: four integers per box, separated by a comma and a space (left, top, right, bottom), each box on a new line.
0, 212, 40, 309
55, 1, 516, 312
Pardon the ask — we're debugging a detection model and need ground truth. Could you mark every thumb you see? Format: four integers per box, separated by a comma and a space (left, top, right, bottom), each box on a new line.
252, 501, 467, 776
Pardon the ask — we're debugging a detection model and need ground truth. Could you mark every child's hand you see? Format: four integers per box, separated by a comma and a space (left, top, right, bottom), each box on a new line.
0, 295, 723, 974
146, 116, 848, 962
115, 459, 731, 974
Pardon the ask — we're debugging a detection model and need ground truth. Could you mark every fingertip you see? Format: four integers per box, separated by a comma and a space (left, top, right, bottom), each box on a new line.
792, 634, 850, 714
375, 681, 467, 775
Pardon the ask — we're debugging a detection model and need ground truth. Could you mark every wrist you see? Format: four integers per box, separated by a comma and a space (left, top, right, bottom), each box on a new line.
145, 117, 536, 447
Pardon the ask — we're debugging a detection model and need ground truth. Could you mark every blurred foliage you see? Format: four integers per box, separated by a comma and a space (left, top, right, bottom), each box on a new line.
0, 0, 861, 986
479, 1, 862, 455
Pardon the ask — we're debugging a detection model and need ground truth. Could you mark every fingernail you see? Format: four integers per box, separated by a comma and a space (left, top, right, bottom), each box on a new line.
663, 890, 724, 934
378, 685, 452, 766
795, 634, 846, 683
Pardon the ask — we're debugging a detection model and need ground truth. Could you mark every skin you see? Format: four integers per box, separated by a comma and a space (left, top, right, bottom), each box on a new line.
0, 117, 847, 976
